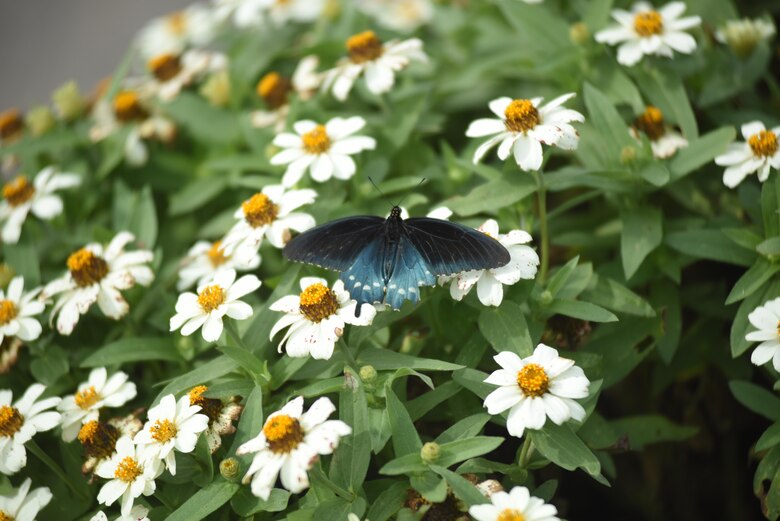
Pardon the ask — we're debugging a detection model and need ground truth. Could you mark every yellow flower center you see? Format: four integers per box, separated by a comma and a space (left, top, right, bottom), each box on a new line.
0, 300, 18, 326
633, 105, 666, 141
516, 363, 550, 398
257, 72, 292, 110
263, 414, 304, 454
74, 386, 100, 409
198, 284, 226, 312
79, 420, 120, 459
0, 510, 14, 521
166, 11, 187, 36
150, 419, 177, 442
77, 420, 100, 444
301, 125, 331, 154
188, 385, 208, 406
242, 193, 280, 228
67, 248, 109, 287
148, 53, 183, 82
347, 30, 384, 63
299, 283, 339, 323
749, 130, 778, 158
0, 108, 24, 142
2, 176, 35, 207
114, 456, 143, 482
0, 405, 24, 437
634, 11, 663, 37
113, 90, 147, 123
497, 509, 525, 521
188, 385, 221, 423
207, 241, 228, 267
504, 99, 540, 133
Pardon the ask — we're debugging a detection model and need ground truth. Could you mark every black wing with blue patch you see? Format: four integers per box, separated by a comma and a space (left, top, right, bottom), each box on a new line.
384, 236, 437, 310
340, 236, 386, 312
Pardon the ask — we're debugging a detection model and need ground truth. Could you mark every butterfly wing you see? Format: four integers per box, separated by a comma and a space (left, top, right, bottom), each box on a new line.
403, 218, 510, 275
340, 236, 387, 313
282, 216, 385, 271
384, 235, 437, 310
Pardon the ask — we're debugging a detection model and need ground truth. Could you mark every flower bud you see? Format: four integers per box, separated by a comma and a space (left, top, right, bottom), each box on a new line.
200, 70, 232, 108
359, 365, 377, 383
569, 22, 590, 45
420, 442, 440, 464
219, 457, 240, 480
716, 18, 775, 58
538, 290, 553, 306
25, 106, 55, 137
620, 145, 638, 165
52, 81, 85, 121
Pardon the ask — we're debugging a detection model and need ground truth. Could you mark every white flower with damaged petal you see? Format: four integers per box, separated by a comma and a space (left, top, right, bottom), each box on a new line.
78, 414, 144, 477
0, 383, 61, 475
595, 2, 701, 67
95, 436, 160, 517
715, 121, 780, 188
136, 5, 216, 59
90, 505, 150, 521
469, 486, 560, 521
170, 268, 261, 343
322, 31, 427, 101
252, 56, 322, 132
0, 276, 45, 345
177, 239, 261, 291
483, 344, 590, 438
0, 478, 53, 521
134, 394, 209, 475
467, 94, 584, 171
630, 106, 687, 159
146, 50, 227, 102
42, 231, 154, 336
357, 0, 434, 33
220, 185, 316, 256
745, 297, 780, 373
0, 166, 80, 244
270, 277, 377, 360
440, 220, 538, 307
237, 396, 351, 500
58, 367, 137, 442
187, 385, 243, 453
716, 18, 775, 57
271, 116, 376, 187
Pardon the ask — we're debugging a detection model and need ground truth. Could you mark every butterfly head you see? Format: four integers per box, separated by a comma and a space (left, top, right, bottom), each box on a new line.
389, 206, 403, 220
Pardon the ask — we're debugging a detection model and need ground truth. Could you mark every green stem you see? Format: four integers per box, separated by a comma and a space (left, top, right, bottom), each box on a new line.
534, 170, 550, 283
28, 440, 90, 500
518, 436, 534, 468
338, 339, 360, 373
310, 465, 355, 501
225, 319, 249, 351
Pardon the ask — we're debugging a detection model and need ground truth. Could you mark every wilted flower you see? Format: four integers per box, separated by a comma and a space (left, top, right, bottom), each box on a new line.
146, 49, 228, 101
630, 105, 688, 159
469, 486, 560, 521
715, 121, 780, 188
177, 239, 261, 291
252, 56, 321, 132
95, 436, 161, 516
78, 414, 143, 476
90, 505, 150, 521
187, 385, 243, 453
745, 297, 780, 373
0, 109, 24, 146
0, 276, 45, 345
0, 478, 53, 520
716, 18, 775, 57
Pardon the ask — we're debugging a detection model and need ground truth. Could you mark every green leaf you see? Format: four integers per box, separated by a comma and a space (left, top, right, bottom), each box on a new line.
620, 206, 662, 279
379, 451, 426, 475
330, 373, 371, 490
429, 465, 489, 506
230, 384, 264, 453
215, 344, 265, 381
163, 479, 239, 521
608, 415, 697, 450
546, 256, 580, 297
670, 127, 736, 181
366, 481, 409, 521
435, 437, 504, 468
3, 241, 40, 287
580, 275, 655, 317
445, 176, 536, 217
757, 423, 780, 452
757, 237, 780, 256
127, 185, 158, 248
665, 229, 756, 267
730, 381, 780, 421
165, 92, 240, 144
726, 259, 780, 305
81, 337, 180, 367
545, 299, 618, 322
245, 265, 301, 355
154, 356, 238, 406
436, 414, 491, 444
583, 83, 633, 161
358, 349, 463, 372
478, 301, 533, 356
637, 162, 669, 187
169, 177, 229, 216
386, 386, 422, 457
408, 381, 462, 421
452, 368, 493, 401
30, 346, 69, 386
230, 488, 290, 515
530, 423, 602, 478
763, 174, 780, 238
411, 472, 448, 502
632, 67, 698, 139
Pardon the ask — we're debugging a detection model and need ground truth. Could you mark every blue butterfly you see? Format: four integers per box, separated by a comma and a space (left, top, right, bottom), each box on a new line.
282, 206, 510, 316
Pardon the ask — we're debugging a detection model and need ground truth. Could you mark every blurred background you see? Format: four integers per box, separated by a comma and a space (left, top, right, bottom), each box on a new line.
0, 0, 193, 110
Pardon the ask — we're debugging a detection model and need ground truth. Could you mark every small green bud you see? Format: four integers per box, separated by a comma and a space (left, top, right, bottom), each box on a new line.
0, 264, 16, 288
569, 22, 590, 45
420, 442, 440, 464
219, 457, 240, 480
620, 145, 638, 165
539, 290, 553, 306
200, 70, 232, 108
52, 81, 85, 121
176, 335, 195, 360
359, 365, 377, 383
25, 106, 55, 137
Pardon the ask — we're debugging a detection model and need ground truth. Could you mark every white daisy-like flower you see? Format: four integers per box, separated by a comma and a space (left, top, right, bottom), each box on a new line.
0, 478, 53, 521
469, 486, 559, 521
716, 18, 775, 57
90, 504, 150, 521
357, 0, 434, 33
594, 2, 701, 67
0, 383, 61, 475
252, 56, 322, 132
483, 344, 590, 438
467, 94, 584, 171
95, 436, 160, 517
270, 277, 377, 360
440, 220, 539, 307
134, 394, 209, 475
236, 396, 352, 500
41, 231, 155, 335
0, 276, 44, 345
715, 121, 780, 188
169, 268, 261, 343
745, 297, 780, 373
136, 4, 216, 59
398, 206, 453, 220
177, 239, 261, 291
629, 105, 687, 159
146, 49, 228, 102
58, 367, 138, 442
322, 31, 427, 102
213, 0, 324, 27
271, 116, 376, 187
186, 385, 243, 453
220, 185, 316, 256
0, 166, 81, 244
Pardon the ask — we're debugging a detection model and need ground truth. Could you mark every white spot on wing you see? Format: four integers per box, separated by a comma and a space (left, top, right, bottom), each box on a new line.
398, 289, 406, 295
354, 282, 361, 288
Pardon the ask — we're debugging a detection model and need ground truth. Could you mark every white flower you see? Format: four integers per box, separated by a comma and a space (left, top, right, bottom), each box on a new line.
0, 383, 61, 475
715, 121, 780, 188
270, 277, 377, 360
95, 436, 160, 517
42, 231, 154, 335
90, 505, 150, 521
322, 31, 427, 101
483, 345, 590, 438
629, 105, 687, 159
0, 166, 80, 244
441, 220, 538, 307
469, 486, 559, 521
146, 49, 228, 102
398, 206, 453, 220
220, 185, 316, 256
716, 18, 775, 57
271, 116, 376, 187
594, 2, 701, 67
0, 276, 44, 345
213, 0, 324, 27
136, 4, 216, 59
237, 396, 351, 500
134, 394, 209, 475
177, 239, 261, 291
187, 385, 243, 453
58, 367, 137, 442
0, 478, 53, 521
252, 56, 322, 132
746, 297, 780, 373
170, 269, 261, 343
357, 0, 434, 33
467, 94, 584, 171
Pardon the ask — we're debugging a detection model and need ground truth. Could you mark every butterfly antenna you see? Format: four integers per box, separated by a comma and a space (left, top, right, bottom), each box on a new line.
368, 177, 388, 200
394, 178, 426, 208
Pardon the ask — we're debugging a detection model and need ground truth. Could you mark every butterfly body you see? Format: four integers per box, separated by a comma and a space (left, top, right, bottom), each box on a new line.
283, 206, 510, 315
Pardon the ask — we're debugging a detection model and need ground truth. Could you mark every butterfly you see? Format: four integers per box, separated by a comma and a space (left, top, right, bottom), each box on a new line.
282, 206, 510, 316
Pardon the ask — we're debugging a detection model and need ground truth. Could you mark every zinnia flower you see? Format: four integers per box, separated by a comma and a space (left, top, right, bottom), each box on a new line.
715, 121, 780, 188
